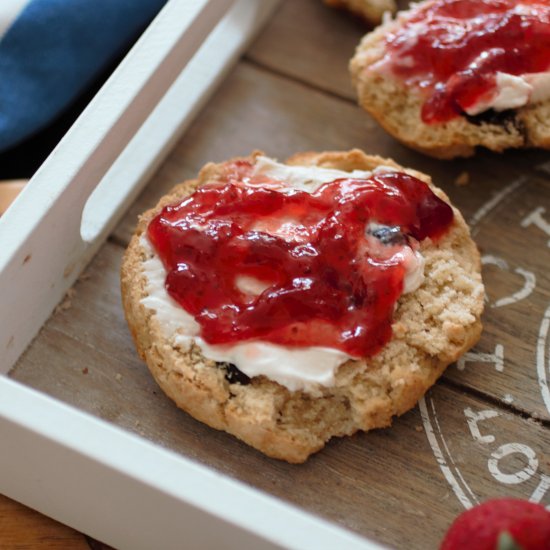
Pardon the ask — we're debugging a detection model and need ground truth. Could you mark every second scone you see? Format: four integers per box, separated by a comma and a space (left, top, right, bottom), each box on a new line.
350, 0, 550, 158
121, 149, 484, 463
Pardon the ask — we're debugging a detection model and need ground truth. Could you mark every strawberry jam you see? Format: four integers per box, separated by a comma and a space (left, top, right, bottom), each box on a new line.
147, 161, 453, 358
379, 0, 550, 123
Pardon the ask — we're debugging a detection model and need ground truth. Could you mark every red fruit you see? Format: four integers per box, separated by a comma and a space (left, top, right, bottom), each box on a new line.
440, 499, 550, 550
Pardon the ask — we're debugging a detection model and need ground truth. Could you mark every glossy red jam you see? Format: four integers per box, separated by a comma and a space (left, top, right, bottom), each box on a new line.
147, 161, 453, 358
380, 0, 550, 123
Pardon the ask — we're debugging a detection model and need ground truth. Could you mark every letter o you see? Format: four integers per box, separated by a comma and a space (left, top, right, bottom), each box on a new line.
488, 443, 538, 485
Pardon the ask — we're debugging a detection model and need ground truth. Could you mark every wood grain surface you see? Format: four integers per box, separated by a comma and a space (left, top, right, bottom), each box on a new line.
0, 494, 89, 549
7, 1, 550, 548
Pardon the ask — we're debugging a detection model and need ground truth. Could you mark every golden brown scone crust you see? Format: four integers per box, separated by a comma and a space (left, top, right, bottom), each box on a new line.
350, 2, 550, 159
121, 150, 484, 463
324, 0, 395, 25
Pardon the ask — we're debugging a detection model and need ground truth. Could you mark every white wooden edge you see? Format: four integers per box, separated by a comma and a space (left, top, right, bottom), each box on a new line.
0, 377, 384, 550
0, 0, 233, 373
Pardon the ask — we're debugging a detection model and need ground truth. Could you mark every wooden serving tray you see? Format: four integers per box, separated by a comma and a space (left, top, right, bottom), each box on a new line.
5, 1, 550, 548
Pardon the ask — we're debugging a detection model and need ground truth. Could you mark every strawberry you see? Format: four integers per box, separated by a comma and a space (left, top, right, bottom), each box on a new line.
440, 499, 550, 550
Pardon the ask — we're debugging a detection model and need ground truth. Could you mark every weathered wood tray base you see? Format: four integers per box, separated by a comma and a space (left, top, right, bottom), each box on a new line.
10, 1, 550, 548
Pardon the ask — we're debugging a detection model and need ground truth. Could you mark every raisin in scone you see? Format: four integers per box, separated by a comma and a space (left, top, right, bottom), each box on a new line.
121, 149, 484, 463
350, 0, 550, 159
324, 0, 395, 25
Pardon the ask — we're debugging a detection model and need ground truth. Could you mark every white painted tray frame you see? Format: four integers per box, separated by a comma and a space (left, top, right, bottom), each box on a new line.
0, 1, 383, 548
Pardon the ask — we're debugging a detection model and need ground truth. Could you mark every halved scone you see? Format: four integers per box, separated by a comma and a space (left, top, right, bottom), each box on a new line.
121, 149, 484, 462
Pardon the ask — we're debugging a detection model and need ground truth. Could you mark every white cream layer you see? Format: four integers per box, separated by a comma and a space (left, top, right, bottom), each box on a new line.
252, 155, 388, 191
454, 3, 550, 114
140, 241, 349, 392
140, 158, 425, 392
465, 71, 550, 116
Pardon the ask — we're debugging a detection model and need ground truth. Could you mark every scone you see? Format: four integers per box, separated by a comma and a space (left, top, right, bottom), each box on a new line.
121, 149, 484, 463
324, 0, 395, 25
350, 0, 550, 159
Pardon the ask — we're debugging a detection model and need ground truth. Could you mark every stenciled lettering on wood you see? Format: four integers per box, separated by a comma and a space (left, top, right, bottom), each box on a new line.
422, 179, 550, 511
481, 255, 536, 308
521, 207, 550, 247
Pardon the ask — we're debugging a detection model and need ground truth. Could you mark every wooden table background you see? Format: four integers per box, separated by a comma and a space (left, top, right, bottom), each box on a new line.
5, 1, 550, 548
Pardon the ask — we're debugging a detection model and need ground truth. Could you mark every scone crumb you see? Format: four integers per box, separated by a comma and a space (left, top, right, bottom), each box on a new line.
55, 287, 76, 314
115, 373, 123, 381
393, 321, 408, 338
454, 172, 470, 186
443, 321, 466, 343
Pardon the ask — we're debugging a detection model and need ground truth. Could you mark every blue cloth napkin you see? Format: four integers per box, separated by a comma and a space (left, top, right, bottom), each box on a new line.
0, 0, 167, 153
